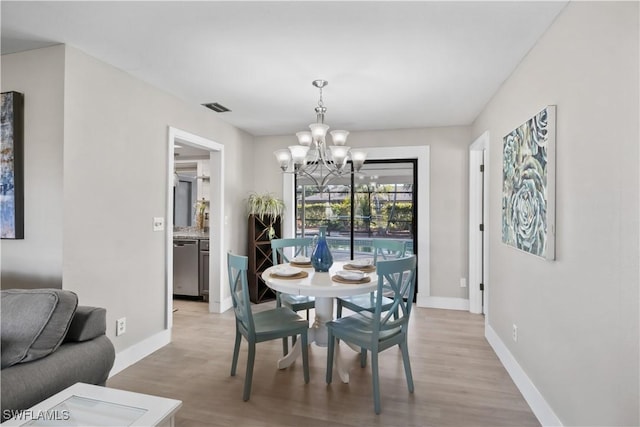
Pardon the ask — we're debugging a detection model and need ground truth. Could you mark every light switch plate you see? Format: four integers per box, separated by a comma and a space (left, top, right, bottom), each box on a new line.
153, 217, 165, 231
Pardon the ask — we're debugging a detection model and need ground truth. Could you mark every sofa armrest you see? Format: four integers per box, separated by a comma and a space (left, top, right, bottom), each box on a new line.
64, 306, 106, 342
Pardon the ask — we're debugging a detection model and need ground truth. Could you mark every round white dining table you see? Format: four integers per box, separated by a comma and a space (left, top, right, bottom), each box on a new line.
262, 261, 377, 383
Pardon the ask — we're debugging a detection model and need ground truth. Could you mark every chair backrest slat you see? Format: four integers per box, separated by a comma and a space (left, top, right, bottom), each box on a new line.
372, 239, 407, 265
271, 238, 314, 265
374, 256, 417, 335
227, 253, 255, 336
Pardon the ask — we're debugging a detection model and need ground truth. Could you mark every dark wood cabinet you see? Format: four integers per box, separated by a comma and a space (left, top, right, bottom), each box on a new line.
247, 214, 281, 303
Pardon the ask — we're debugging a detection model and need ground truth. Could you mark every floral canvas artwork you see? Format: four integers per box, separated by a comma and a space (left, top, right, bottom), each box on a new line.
502, 106, 556, 260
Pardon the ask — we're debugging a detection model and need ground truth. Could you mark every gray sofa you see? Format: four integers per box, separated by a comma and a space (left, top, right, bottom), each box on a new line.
1, 289, 115, 421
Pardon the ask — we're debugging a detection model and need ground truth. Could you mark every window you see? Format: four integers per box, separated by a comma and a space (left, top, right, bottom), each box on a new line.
295, 160, 416, 262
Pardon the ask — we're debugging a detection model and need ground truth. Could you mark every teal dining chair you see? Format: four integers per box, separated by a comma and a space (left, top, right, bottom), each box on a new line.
227, 252, 309, 401
326, 255, 417, 414
336, 239, 407, 318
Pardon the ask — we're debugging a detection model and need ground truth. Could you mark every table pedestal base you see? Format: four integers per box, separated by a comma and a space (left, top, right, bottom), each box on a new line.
275, 296, 357, 383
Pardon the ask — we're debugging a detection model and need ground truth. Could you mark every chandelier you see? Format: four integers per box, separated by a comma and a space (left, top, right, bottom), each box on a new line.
273, 80, 367, 188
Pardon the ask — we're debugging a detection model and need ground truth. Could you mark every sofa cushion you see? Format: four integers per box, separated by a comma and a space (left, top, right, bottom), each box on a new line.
64, 306, 106, 342
1, 289, 78, 369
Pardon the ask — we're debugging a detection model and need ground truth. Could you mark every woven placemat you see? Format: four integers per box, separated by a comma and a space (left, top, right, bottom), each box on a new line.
270, 271, 309, 280
331, 275, 372, 284
344, 264, 375, 273
290, 261, 312, 268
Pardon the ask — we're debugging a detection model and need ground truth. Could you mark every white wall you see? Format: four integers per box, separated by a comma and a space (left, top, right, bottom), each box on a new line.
472, 2, 639, 425
1, 45, 65, 289
253, 126, 472, 302
2, 45, 254, 356
62, 45, 254, 352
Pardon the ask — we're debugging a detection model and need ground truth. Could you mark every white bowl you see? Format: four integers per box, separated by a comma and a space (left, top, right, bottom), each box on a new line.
292, 256, 310, 263
336, 270, 365, 281
273, 266, 301, 276
349, 259, 372, 267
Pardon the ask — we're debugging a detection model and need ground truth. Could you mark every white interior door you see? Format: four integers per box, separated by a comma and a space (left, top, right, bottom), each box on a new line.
469, 131, 489, 315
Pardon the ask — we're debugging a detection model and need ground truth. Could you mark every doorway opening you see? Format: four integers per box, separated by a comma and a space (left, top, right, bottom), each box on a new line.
166, 127, 225, 329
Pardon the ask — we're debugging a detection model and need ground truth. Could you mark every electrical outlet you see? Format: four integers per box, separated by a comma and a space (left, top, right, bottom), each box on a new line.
460, 278, 467, 288
116, 317, 126, 336
153, 217, 165, 231
512, 324, 518, 342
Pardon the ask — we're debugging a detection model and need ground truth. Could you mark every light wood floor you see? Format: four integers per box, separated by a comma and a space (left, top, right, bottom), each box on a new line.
108, 300, 539, 426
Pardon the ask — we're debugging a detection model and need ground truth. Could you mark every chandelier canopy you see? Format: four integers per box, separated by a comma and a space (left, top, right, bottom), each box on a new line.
273, 80, 366, 188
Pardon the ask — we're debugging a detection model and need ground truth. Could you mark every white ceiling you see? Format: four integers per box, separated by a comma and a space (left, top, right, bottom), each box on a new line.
1, 1, 567, 137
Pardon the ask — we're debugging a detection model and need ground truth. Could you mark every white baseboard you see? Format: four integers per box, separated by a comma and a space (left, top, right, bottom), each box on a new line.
485, 324, 562, 426
418, 295, 470, 311
109, 328, 171, 377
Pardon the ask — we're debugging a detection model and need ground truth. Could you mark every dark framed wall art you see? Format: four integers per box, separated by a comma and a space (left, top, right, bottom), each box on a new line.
1, 91, 24, 239
502, 105, 556, 260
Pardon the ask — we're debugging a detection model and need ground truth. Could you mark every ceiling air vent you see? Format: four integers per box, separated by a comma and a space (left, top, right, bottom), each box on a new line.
202, 102, 231, 113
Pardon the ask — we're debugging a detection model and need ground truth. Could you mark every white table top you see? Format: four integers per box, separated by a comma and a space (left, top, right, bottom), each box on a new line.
3, 383, 182, 427
262, 261, 378, 298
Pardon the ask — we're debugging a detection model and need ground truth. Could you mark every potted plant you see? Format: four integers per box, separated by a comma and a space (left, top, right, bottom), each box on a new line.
247, 192, 284, 239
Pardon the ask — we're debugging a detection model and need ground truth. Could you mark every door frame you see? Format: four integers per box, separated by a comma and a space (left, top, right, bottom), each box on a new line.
282, 145, 430, 307
166, 127, 225, 328
469, 131, 489, 315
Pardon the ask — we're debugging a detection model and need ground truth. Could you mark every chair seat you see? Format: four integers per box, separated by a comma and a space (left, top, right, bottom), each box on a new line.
327, 312, 402, 348
253, 307, 309, 341
280, 294, 315, 312
338, 293, 393, 314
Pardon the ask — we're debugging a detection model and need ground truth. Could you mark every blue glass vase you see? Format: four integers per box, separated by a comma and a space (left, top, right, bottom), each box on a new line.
311, 226, 333, 272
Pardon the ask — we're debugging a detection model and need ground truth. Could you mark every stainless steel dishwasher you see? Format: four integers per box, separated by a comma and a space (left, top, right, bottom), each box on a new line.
173, 239, 199, 296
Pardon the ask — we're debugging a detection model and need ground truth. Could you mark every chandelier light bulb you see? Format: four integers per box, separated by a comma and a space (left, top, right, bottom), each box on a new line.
329, 145, 350, 169
296, 131, 313, 146
288, 145, 310, 166
309, 123, 330, 141
351, 150, 367, 172
330, 130, 349, 146
273, 149, 291, 171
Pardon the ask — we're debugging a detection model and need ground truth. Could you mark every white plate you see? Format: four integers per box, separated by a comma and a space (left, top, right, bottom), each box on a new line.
291, 256, 310, 263
273, 266, 302, 276
349, 259, 372, 267
336, 270, 365, 281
